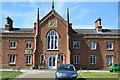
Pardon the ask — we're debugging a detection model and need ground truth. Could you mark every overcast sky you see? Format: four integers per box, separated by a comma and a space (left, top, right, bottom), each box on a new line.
1, 1, 118, 29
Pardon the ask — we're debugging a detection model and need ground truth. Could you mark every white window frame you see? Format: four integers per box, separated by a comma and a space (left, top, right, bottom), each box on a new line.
74, 55, 80, 64
73, 41, 80, 49
10, 41, 16, 49
9, 54, 16, 64
60, 54, 65, 64
90, 41, 96, 50
90, 55, 96, 64
106, 56, 113, 65
26, 41, 32, 49
47, 30, 58, 50
40, 54, 44, 64
106, 41, 113, 50
26, 55, 32, 64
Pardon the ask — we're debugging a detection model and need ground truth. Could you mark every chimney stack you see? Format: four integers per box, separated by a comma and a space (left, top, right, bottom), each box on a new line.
5, 17, 13, 31
95, 17, 102, 32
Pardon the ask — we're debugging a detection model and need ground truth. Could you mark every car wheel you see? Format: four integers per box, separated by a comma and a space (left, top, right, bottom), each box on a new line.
112, 69, 116, 72
110, 70, 113, 72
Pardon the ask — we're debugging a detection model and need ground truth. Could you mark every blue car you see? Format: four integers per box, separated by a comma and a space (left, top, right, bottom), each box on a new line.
56, 64, 77, 80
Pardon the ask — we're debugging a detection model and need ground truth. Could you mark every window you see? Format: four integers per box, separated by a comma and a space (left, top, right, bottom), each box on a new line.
74, 55, 80, 64
47, 30, 58, 50
73, 41, 80, 49
60, 54, 64, 64
40, 54, 44, 64
26, 55, 32, 64
106, 41, 113, 50
26, 41, 32, 49
106, 56, 113, 65
90, 55, 96, 64
9, 54, 15, 64
10, 41, 16, 49
90, 41, 96, 50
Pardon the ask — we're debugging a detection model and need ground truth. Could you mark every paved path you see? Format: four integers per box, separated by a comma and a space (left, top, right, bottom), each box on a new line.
17, 70, 56, 78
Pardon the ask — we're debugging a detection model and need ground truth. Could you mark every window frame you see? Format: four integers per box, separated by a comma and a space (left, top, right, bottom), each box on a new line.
40, 54, 44, 64
9, 54, 16, 64
60, 54, 65, 64
106, 55, 113, 65
25, 55, 32, 64
73, 41, 80, 49
47, 30, 58, 50
106, 41, 113, 50
74, 55, 80, 64
26, 41, 32, 49
90, 41, 97, 50
90, 55, 96, 64
10, 41, 16, 49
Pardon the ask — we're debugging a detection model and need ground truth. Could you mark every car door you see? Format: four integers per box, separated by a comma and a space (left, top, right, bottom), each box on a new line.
113, 64, 119, 71
118, 64, 120, 71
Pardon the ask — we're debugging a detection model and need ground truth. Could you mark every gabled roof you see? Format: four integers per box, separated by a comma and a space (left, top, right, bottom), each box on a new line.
39, 10, 67, 26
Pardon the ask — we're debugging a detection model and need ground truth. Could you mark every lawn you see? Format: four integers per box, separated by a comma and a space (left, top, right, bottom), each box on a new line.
1, 71, 22, 80
77, 72, 120, 80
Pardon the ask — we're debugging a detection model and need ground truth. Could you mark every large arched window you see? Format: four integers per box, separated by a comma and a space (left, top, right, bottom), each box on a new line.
60, 54, 65, 64
47, 30, 58, 50
40, 54, 44, 64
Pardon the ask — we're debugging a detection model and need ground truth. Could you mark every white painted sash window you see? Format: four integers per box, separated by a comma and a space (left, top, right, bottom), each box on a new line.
10, 41, 16, 49
74, 55, 80, 64
73, 41, 80, 49
90, 55, 96, 64
90, 41, 96, 50
106, 56, 113, 65
26, 41, 32, 49
26, 55, 32, 64
106, 41, 113, 50
9, 54, 15, 64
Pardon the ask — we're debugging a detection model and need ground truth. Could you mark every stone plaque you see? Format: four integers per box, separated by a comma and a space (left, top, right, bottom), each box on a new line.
48, 20, 57, 27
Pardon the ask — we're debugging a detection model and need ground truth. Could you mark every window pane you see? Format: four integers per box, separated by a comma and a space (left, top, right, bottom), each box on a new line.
9, 54, 15, 63
47, 30, 58, 50
40, 55, 44, 64
26, 55, 31, 64
90, 56, 96, 64
90, 41, 96, 49
106, 42, 113, 50
73, 41, 80, 49
10, 41, 16, 48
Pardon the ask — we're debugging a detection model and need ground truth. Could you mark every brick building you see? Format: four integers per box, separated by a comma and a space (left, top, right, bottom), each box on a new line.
1, 2, 120, 70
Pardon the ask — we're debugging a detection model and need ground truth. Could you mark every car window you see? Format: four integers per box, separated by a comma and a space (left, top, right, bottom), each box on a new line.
118, 64, 120, 67
109, 63, 112, 66
57, 65, 75, 71
114, 64, 118, 67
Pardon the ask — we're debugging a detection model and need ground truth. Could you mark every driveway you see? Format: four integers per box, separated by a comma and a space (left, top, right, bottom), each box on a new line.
17, 70, 56, 78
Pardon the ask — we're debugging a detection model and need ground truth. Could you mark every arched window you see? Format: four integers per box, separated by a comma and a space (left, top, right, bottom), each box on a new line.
47, 30, 58, 50
60, 54, 64, 64
40, 54, 44, 64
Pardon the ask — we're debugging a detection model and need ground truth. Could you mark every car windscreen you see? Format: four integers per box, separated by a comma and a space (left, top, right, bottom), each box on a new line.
57, 65, 75, 71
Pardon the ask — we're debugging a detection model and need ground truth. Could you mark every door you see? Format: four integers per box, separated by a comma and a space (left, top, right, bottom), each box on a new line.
48, 56, 56, 69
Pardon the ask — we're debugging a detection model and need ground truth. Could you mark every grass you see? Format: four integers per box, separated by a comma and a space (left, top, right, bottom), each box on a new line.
77, 72, 120, 80
1, 71, 22, 80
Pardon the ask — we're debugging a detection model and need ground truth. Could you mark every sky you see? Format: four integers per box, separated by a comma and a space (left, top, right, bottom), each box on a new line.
1, 1, 118, 29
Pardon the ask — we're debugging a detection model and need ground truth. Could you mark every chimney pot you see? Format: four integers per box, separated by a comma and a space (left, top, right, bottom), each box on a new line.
5, 17, 13, 30
95, 17, 102, 32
